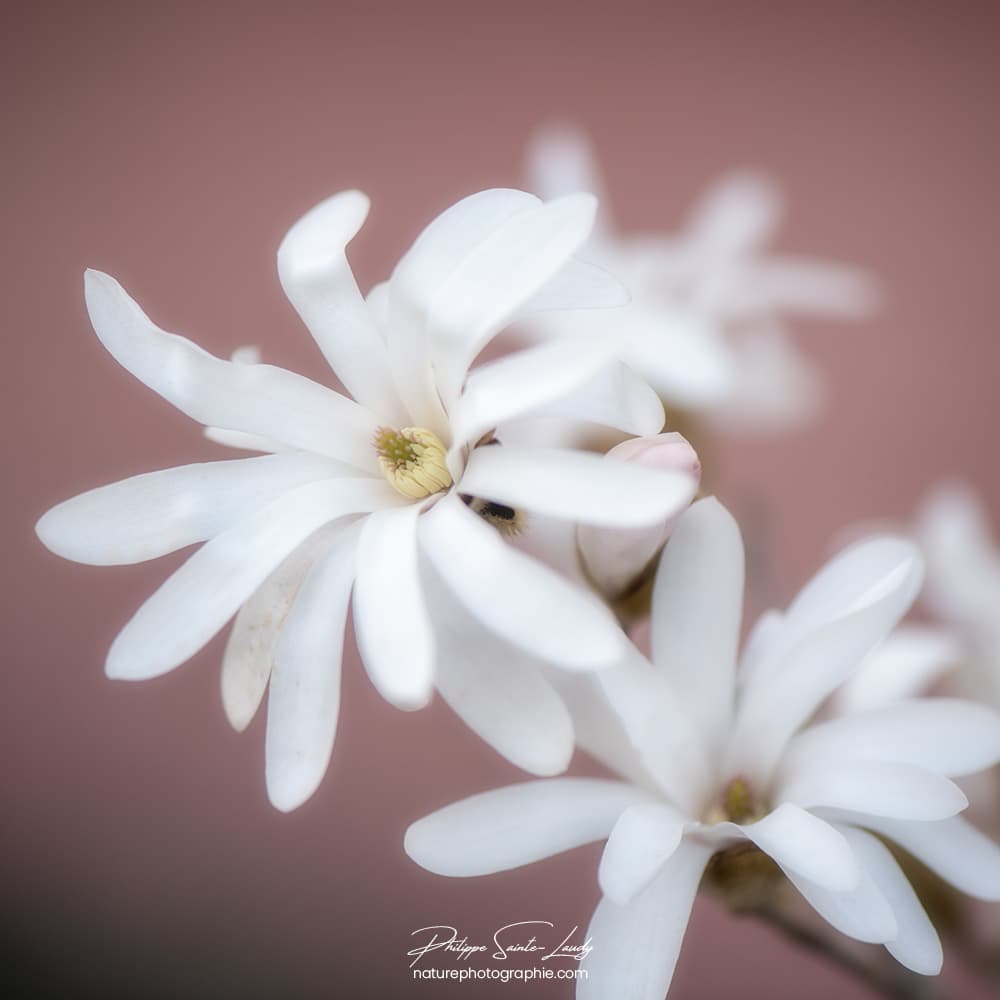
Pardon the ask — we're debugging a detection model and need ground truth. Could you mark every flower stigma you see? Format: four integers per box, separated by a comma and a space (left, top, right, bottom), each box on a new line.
705, 776, 767, 825
374, 426, 453, 500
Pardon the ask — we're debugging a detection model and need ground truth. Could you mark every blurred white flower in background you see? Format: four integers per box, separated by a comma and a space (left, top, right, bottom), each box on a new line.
406, 498, 1000, 998
526, 125, 879, 431
36, 188, 700, 811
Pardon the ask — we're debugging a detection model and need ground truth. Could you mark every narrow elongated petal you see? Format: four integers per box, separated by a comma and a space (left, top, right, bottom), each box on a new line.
220, 539, 319, 732
782, 858, 897, 944
784, 699, 1000, 777
37, 453, 344, 565
83, 270, 381, 472
834, 813, 1000, 900
277, 191, 404, 421
779, 761, 967, 821
459, 446, 696, 527
651, 498, 744, 751
516, 256, 628, 314
449, 334, 626, 448
599, 803, 687, 904
740, 804, 858, 892
405, 779, 649, 877
418, 495, 625, 669
731, 539, 924, 780
834, 626, 962, 714
428, 194, 600, 403
526, 361, 667, 437
838, 826, 942, 975
580, 840, 712, 1000
431, 575, 574, 776
106, 478, 398, 680
353, 504, 434, 710
265, 524, 360, 812
733, 258, 879, 318
688, 171, 780, 256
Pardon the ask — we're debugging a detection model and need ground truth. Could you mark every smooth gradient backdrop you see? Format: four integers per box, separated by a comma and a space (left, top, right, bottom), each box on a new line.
7, 2, 999, 998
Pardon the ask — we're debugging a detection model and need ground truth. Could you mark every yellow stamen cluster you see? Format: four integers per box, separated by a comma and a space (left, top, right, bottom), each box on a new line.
704, 776, 767, 826
374, 426, 453, 500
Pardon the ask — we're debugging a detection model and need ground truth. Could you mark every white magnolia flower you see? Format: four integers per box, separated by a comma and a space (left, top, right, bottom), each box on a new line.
406, 498, 1000, 998
36, 188, 698, 811
526, 126, 878, 429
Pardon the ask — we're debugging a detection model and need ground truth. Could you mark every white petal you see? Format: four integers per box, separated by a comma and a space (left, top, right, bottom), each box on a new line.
838, 826, 942, 975
427, 563, 574, 775
516, 256, 628, 314
265, 525, 360, 811
785, 698, 1000, 777
459, 446, 695, 527
83, 270, 381, 471
418, 495, 625, 669
427, 193, 599, 403
834, 625, 962, 714
733, 258, 879, 319
203, 426, 285, 453
277, 191, 404, 420
523, 360, 666, 437
37, 453, 344, 566
386, 189, 538, 429
404, 779, 649, 877
106, 478, 398, 680
220, 540, 318, 732
837, 813, 1000, 901
782, 856, 897, 945
731, 538, 924, 780
740, 804, 858, 892
688, 171, 781, 256
449, 334, 626, 448
352, 504, 434, 710
651, 497, 744, 751
779, 761, 967, 821
580, 840, 712, 1000
599, 803, 686, 904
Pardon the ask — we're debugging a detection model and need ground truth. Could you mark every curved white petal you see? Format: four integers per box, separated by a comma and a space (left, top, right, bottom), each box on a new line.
449, 334, 626, 448
740, 804, 858, 892
265, 524, 360, 812
203, 425, 286, 453
83, 270, 382, 471
835, 813, 1000, 901
838, 826, 942, 975
785, 699, 1000, 777
405, 779, 648, 877
651, 497, 744, 753
580, 839, 712, 1000
735, 258, 879, 319
220, 539, 319, 732
598, 803, 687, 904
418, 495, 625, 669
432, 597, 574, 776
834, 626, 962, 715
782, 856, 897, 945
731, 539, 924, 780
106, 478, 398, 680
277, 190, 404, 420
779, 761, 967, 821
459, 445, 695, 528
353, 504, 434, 710
37, 453, 344, 566
523, 360, 666, 437
516, 256, 628, 314
428, 194, 600, 403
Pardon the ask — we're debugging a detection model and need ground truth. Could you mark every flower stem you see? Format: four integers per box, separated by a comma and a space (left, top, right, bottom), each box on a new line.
745, 903, 946, 1000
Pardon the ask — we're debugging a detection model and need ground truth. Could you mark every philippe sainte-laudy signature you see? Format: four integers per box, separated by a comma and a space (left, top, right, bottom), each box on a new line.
407, 922, 593, 968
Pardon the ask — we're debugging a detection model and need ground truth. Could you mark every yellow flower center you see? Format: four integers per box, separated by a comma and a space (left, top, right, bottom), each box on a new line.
704, 776, 767, 825
373, 426, 453, 500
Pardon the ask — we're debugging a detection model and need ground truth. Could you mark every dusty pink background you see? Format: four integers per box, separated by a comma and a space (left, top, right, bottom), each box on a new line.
6, 2, 999, 997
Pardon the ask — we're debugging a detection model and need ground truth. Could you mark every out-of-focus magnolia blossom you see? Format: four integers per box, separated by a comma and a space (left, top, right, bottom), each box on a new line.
36, 188, 700, 811
525, 126, 879, 431
407, 498, 1000, 999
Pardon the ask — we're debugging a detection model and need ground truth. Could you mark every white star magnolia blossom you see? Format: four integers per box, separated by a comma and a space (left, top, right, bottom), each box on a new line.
406, 497, 1000, 999
36, 188, 699, 811
526, 126, 879, 430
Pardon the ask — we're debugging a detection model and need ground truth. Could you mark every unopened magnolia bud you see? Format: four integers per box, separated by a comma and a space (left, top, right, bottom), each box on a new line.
577, 433, 701, 614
